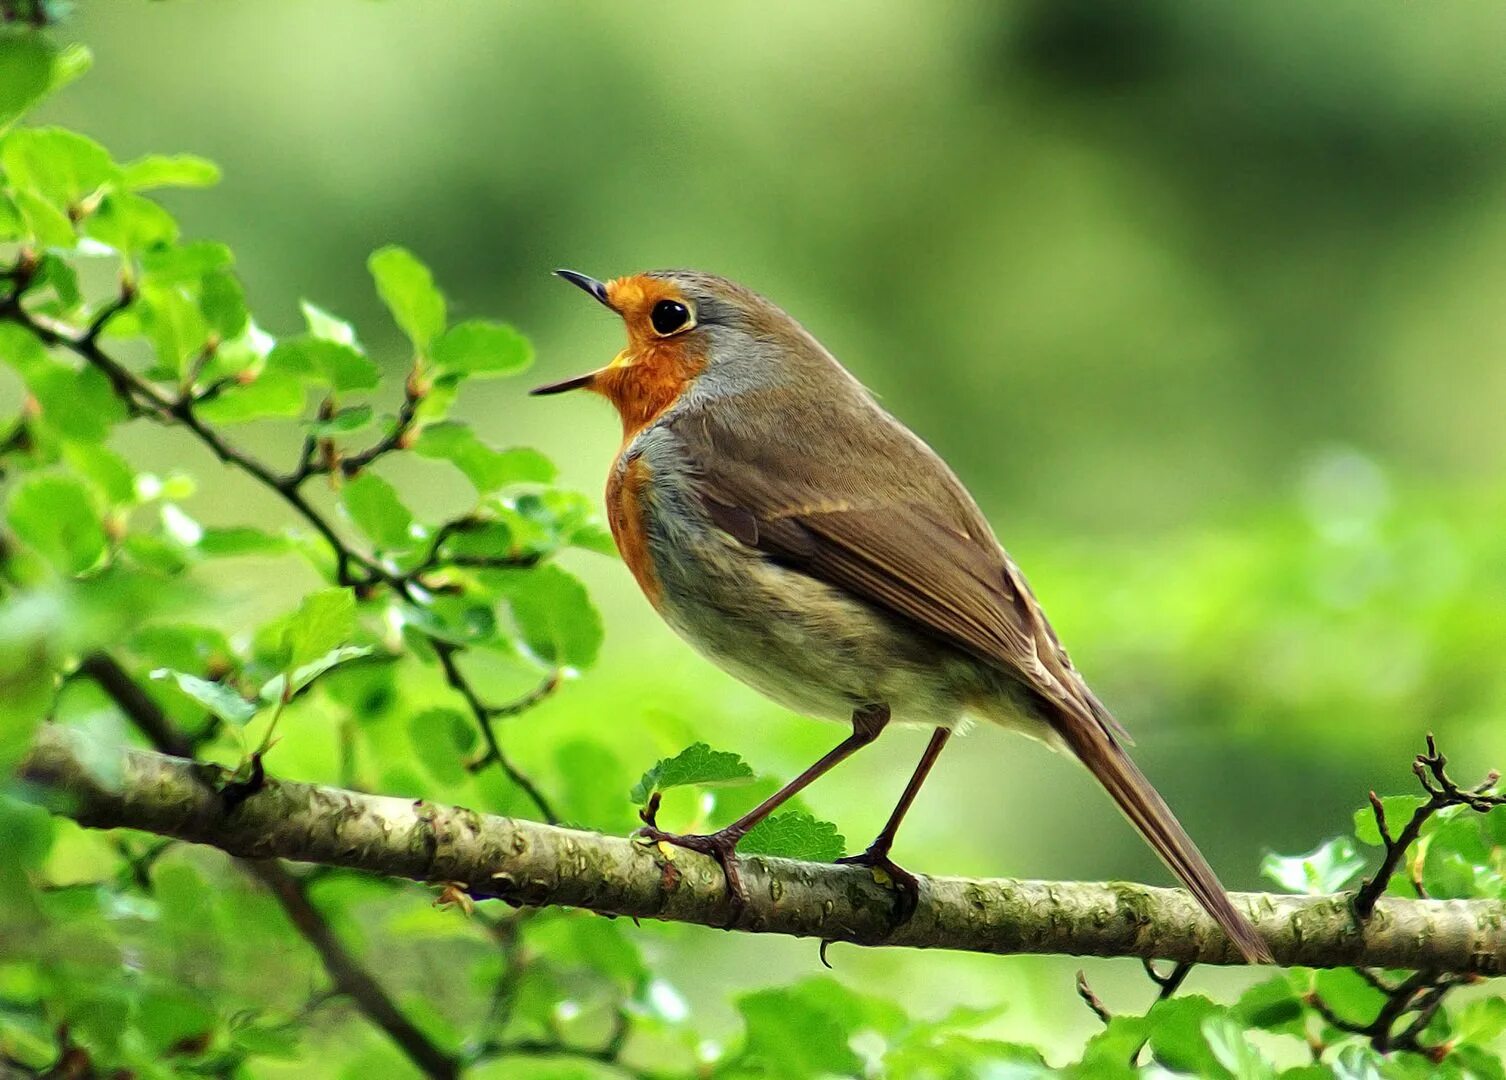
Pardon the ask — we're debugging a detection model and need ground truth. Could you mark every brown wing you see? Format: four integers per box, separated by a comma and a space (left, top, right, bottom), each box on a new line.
671, 402, 1271, 963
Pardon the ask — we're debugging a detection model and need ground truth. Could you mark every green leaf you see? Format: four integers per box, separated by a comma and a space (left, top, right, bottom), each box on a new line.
7, 473, 106, 575
1, 322, 125, 442
1260, 836, 1366, 894
1144, 996, 1226, 1078
1353, 796, 1427, 846
284, 587, 356, 669
494, 565, 602, 668
741, 811, 845, 862
401, 596, 497, 646
150, 668, 258, 725
64, 443, 137, 507
268, 335, 379, 392
1310, 968, 1388, 1031
140, 240, 234, 286
83, 191, 178, 253
119, 153, 221, 190
1232, 977, 1306, 1037
301, 299, 360, 347
306, 404, 374, 436
630, 742, 755, 804
197, 526, 290, 558
414, 422, 556, 494
368, 245, 445, 351
407, 707, 475, 785
0, 126, 118, 211
341, 472, 415, 550
431, 319, 533, 377
1454, 997, 1506, 1048
734, 984, 865, 1078
10, 188, 71, 247
194, 368, 307, 423
0, 33, 62, 129
1202, 1015, 1276, 1080
260, 645, 373, 701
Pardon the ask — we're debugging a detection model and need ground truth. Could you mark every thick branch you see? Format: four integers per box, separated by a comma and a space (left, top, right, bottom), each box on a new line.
22, 728, 1506, 974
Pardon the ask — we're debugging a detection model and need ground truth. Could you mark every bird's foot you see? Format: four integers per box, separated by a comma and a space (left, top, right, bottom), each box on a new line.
837, 844, 920, 925
637, 825, 749, 919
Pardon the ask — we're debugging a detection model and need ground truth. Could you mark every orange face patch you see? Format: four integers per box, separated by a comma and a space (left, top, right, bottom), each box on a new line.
604, 454, 660, 607
590, 275, 706, 441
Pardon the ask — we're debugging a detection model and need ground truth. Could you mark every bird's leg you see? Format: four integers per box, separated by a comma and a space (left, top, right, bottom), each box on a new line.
837, 726, 951, 922
638, 704, 891, 915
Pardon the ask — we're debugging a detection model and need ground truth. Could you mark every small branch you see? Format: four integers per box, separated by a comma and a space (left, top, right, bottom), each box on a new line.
1354, 735, 1504, 918
1075, 971, 1112, 1025
433, 640, 559, 823
23, 728, 1506, 973
243, 860, 460, 1080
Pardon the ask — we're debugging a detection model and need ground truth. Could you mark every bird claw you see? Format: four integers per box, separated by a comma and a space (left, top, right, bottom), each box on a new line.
837, 845, 920, 925
637, 825, 748, 922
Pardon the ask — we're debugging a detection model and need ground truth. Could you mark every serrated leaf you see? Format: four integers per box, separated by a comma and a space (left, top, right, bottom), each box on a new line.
1353, 796, 1427, 846
1144, 996, 1226, 1077
150, 668, 257, 725
630, 742, 755, 804
431, 319, 532, 377
368, 245, 445, 351
119, 154, 220, 190
493, 564, 602, 668
260, 645, 373, 701
7, 473, 106, 575
1260, 836, 1366, 894
414, 422, 556, 494
283, 587, 356, 669
341, 472, 415, 550
734, 984, 865, 1078
740, 811, 845, 862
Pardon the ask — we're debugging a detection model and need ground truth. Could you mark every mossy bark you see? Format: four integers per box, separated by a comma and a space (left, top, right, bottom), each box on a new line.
21, 727, 1506, 973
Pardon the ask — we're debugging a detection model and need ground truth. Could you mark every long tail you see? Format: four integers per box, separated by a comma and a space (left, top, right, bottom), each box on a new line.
1058, 719, 1272, 964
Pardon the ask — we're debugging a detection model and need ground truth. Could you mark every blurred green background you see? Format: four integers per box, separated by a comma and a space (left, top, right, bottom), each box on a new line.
38, 0, 1506, 1062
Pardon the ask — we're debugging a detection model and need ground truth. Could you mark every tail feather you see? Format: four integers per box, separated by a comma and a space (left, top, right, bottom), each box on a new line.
1059, 721, 1272, 964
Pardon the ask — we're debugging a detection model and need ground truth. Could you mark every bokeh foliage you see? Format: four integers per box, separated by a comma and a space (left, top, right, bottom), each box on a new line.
2, 5, 1506, 1078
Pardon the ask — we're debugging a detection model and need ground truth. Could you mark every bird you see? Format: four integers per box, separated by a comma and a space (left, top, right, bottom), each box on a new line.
533, 268, 1270, 964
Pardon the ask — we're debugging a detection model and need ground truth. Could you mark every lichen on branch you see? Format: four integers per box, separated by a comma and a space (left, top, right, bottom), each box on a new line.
22, 726, 1506, 974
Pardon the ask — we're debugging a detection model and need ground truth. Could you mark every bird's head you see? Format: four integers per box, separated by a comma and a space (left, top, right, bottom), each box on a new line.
533, 269, 836, 438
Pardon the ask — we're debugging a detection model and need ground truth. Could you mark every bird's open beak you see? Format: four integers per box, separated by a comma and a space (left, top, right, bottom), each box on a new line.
531, 269, 614, 396
553, 268, 611, 308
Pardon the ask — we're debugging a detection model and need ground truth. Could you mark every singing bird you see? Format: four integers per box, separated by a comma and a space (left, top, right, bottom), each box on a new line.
534, 269, 1269, 964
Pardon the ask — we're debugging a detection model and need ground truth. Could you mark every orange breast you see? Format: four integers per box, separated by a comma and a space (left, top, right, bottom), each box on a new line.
605, 454, 661, 607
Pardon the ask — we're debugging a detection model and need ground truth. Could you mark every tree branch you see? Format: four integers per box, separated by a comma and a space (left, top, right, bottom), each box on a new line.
72, 655, 460, 1080
21, 727, 1506, 974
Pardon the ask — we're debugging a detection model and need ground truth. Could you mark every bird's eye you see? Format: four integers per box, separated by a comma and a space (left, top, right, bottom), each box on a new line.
649, 299, 693, 336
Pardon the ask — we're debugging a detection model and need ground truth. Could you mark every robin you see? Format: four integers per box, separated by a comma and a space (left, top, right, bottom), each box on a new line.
534, 269, 1270, 964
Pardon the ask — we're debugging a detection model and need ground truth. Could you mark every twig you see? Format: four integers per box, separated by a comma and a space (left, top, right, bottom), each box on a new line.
1354, 735, 1504, 918
433, 640, 559, 823
1075, 971, 1112, 1025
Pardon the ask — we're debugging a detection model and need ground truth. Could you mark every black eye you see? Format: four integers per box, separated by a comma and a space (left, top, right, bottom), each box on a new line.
650, 299, 691, 336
